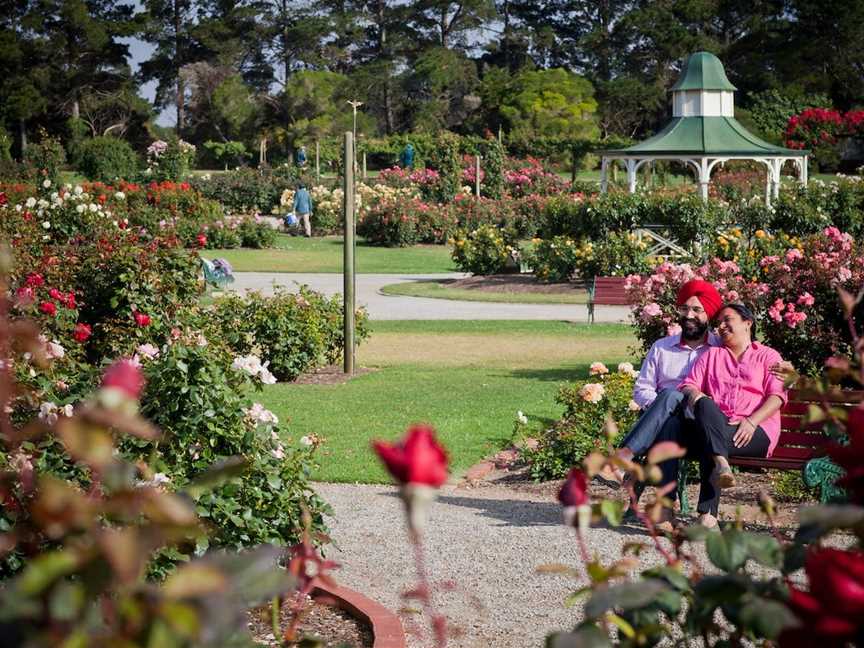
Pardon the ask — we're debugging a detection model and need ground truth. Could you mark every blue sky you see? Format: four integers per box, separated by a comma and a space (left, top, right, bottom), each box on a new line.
120, 1, 172, 126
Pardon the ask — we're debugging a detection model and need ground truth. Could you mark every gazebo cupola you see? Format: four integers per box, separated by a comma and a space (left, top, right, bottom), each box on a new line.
599, 51, 808, 204
670, 51, 736, 118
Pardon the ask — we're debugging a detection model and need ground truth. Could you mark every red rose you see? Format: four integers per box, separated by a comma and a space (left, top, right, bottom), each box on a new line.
39, 301, 56, 316
65, 292, 76, 309
48, 287, 62, 300
780, 548, 864, 646
25, 273, 44, 288
73, 323, 92, 342
558, 468, 589, 507
372, 424, 449, 487
0, 192, 7, 206
828, 405, 864, 503
133, 311, 151, 327
196, 233, 207, 247
101, 359, 145, 400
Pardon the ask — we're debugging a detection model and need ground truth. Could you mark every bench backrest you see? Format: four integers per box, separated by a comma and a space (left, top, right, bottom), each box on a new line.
772, 388, 864, 464
592, 276, 629, 306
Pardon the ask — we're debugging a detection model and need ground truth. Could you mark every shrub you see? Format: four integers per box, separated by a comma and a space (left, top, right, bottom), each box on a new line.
425, 132, 462, 202
192, 166, 304, 214
77, 136, 140, 182
626, 228, 864, 375
132, 340, 328, 551
22, 133, 66, 186
450, 225, 519, 275
522, 365, 640, 480
576, 231, 654, 278
145, 137, 196, 182
527, 236, 585, 282
205, 287, 370, 382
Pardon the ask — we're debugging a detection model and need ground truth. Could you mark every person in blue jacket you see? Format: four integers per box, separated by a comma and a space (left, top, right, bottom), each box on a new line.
293, 183, 313, 237
400, 143, 414, 169
296, 145, 307, 167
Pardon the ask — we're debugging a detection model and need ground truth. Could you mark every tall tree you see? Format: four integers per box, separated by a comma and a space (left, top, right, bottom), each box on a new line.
139, 0, 204, 134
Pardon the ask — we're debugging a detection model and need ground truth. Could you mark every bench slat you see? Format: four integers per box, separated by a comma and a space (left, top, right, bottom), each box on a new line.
775, 431, 832, 447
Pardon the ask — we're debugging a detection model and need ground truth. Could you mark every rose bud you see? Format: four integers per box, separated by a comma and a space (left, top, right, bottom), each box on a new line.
73, 323, 92, 343
133, 311, 151, 327
39, 301, 57, 316
373, 424, 449, 534
558, 468, 591, 530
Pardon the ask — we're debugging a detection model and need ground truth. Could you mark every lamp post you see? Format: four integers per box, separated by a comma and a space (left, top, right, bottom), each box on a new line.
346, 100, 363, 176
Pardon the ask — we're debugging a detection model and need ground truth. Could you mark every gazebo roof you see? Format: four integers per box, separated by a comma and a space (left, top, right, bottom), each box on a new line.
670, 51, 736, 92
604, 116, 806, 157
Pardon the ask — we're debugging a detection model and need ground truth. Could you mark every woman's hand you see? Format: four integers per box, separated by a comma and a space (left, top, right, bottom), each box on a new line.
733, 417, 757, 448
770, 360, 797, 385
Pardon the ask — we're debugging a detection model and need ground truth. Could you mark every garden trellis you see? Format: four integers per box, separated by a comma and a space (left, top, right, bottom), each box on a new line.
600, 52, 809, 206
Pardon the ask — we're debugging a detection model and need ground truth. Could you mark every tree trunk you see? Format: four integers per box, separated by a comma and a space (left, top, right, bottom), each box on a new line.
19, 119, 27, 157
377, 0, 394, 134
72, 99, 80, 119
175, 0, 184, 134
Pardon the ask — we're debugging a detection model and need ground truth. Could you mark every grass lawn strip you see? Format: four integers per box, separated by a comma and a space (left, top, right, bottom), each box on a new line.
380, 278, 589, 304
210, 234, 456, 273
261, 321, 635, 483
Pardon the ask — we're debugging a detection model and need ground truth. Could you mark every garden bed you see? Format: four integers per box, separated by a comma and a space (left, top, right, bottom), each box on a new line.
380, 275, 589, 304
250, 596, 374, 647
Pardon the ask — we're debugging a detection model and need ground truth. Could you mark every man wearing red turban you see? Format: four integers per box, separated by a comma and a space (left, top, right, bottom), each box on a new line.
597, 279, 792, 529
595, 280, 727, 530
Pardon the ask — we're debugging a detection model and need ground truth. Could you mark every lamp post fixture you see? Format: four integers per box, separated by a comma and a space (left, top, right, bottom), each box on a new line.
347, 100, 363, 142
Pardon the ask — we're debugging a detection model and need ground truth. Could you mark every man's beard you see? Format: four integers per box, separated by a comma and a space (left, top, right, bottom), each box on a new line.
679, 316, 708, 341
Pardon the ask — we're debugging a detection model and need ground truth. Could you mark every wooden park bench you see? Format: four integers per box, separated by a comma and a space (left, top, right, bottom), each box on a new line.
587, 276, 629, 324
679, 388, 862, 513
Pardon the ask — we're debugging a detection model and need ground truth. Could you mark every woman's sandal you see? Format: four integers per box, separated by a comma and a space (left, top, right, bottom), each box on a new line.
592, 465, 625, 490
715, 465, 736, 489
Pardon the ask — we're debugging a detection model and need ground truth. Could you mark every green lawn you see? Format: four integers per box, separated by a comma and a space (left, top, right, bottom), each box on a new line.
212, 235, 456, 273
261, 320, 635, 483
380, 279, 589, 304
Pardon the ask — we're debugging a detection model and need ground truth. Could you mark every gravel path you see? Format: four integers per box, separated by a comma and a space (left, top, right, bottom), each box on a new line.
314, 482, 669, 648
226, 272, 630, 322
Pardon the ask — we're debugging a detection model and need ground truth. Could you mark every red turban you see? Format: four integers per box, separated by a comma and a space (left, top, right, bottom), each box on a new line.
676, 280, 722, 319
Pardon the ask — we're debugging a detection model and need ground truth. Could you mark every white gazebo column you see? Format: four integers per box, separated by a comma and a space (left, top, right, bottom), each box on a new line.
772, 159, 781, 200
626, 159, 638, 194
600, 157, 609, 193
802, 156, 809, 185
698, 158, 710, 202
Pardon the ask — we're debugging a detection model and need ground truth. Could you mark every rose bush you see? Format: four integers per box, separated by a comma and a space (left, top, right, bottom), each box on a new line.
626, 227, 864, 375
522, 364, 640, 480
450, 225, 520, 275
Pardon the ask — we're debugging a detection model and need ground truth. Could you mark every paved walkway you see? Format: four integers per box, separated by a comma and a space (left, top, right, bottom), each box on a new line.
315, 482, 667, 648
227, 273, 630, 322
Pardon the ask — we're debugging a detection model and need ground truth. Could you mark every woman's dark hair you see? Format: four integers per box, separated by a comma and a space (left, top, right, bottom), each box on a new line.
297, 182, 306, 190
716, 302, 757, 339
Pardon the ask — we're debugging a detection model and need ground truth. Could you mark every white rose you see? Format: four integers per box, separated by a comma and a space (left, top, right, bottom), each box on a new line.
42, 179, 51, 188
25, 197, 36, 208
42, 221, 51, 230
76, 204, 85, 213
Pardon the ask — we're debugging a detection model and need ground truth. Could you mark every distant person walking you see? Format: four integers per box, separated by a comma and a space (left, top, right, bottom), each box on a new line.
293, 183, 313, 237
400, 143, 415, 169
296, 145, 307, 168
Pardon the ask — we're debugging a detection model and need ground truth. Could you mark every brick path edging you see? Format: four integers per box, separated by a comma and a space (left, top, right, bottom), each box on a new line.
312, 579, 406, 648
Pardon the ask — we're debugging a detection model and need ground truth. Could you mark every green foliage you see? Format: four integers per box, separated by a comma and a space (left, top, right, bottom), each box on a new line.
499, 69, 599, 141
425, 132, 462, 202
479, 139, 505, 198
772, 471, 819, 503
450, 225, 518, 275
404, 48, 480, 132
23, 133, 66, 185
147, 137, 196, 182
77, 136, 140, 182
205, 287, 370, 382
133, 341, 329, 552
526, 236, 583, 282
0, 125, 14, 163
578, 232, 654, 278
204, 140, 249, 169
523, 367, 639, 480
190, 166, 301, 214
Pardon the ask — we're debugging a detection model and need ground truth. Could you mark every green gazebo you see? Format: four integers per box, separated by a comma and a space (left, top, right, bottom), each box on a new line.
600, 52, 808, 204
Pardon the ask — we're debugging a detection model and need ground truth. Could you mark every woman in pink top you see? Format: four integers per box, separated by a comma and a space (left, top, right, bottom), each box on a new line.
679, 303, 788, 527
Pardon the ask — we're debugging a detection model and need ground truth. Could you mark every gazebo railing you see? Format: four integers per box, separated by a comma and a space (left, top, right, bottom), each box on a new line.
633, 226, 691, 259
